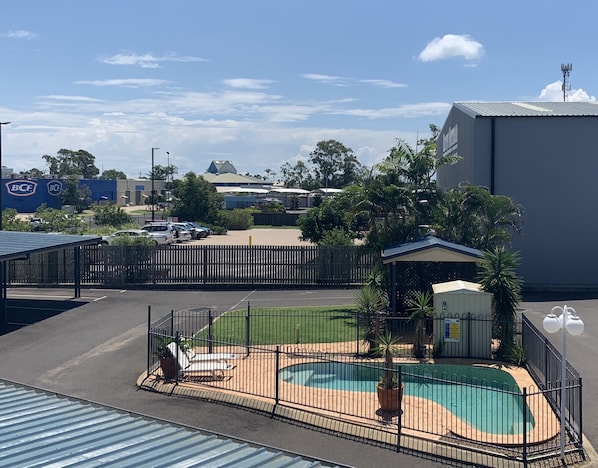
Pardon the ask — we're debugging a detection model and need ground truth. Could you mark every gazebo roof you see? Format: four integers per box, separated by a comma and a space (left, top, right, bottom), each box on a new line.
381, 235, 483, 264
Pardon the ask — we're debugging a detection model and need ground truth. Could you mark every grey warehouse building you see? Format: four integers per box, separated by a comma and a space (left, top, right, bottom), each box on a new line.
436, 101, 598, 291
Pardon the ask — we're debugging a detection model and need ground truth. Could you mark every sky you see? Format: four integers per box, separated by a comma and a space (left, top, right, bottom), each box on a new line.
1, 1, 597, 180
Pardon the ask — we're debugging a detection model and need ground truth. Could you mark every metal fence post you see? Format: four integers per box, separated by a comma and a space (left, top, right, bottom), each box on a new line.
397, 366, 402, 452
275, 345, 280, 405
147, 305, 151, 378
208, 309, 213, 353
522, 387, 528, 467
245, 302, 251, 356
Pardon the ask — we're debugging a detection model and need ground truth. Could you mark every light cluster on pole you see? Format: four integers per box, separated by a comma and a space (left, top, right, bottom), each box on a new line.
543, 305, 584, 460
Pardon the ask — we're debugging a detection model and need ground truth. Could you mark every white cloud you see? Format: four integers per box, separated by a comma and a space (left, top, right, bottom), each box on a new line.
359, 79, 407, 89
538, 81, 596, 102
302, 73, 349, 86
221, 78, 276, 89
1, 30, 37, 39
74, 79, 170, 88
98, 51, 207, 68
418, 34, 484, 62
338, 102, 452, 119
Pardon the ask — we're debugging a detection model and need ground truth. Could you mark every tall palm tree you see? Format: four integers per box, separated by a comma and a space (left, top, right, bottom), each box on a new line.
478, 247, 522, 360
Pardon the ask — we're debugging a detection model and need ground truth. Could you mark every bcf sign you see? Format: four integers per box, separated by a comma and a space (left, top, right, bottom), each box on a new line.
47, 180, 63, 196
6, 180, 38, 197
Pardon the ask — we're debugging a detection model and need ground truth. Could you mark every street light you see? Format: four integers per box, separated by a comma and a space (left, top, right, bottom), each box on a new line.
543, 305, 584, 459
151, 147, 159, 222
0, 121, 11, 231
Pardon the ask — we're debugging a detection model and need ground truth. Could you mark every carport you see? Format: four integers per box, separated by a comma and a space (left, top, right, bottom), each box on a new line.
0, 231, 100, 323
382, 234, 483, 315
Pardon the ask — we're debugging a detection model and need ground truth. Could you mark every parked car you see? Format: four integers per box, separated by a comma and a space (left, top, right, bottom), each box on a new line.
172, 222, 200, 240
170, 223, 192, 242
184, 221, 212, 238
100, 229, 156, 245
141, 223, 175, 245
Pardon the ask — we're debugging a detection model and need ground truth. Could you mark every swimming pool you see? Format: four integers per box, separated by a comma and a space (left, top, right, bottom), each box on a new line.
280, 362, 535, 436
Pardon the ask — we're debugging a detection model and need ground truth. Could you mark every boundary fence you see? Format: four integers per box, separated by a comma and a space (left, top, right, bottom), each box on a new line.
142, 306, 585, 467
7, 244, 375, 289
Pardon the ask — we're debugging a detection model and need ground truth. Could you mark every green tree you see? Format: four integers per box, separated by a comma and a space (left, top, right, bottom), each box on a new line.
478, 247, 522, 360
2, 208, 30, 231
309, 140, 361, 188
93, 204, 133, 227
297, 198, 352, 244
356, 284, 388, 353
42, 149, 99, 178
280, 160, 315, 189
434, 183, 523, 250
20, 168, 45, 178
171, 172, 223, 223
60, 176, 92, 213
100, 169, 127, 180
34, 204, 87, 234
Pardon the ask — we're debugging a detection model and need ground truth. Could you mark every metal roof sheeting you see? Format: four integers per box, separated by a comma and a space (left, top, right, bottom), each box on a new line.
0, 231, 100, 262
454, 101, 598, 118
0, 381, 344, 468
382, 235, 483, 264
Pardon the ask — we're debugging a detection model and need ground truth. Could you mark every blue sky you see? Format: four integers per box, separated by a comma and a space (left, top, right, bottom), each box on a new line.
1, 1, 596, 180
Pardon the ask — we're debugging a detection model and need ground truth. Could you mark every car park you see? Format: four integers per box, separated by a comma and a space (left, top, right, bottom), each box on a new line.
141, 223, 175, 245
100, 229, 156, 245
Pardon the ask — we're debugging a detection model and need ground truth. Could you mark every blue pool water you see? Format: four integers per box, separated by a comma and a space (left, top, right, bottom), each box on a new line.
280, 362, 535, 435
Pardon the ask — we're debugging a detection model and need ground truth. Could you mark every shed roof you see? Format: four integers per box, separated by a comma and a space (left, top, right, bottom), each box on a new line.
382, 236, 483, 264
0, 231, 100, 262
432, 280, 489, 295
0, 380, 344, 467
454, 101, 598, 118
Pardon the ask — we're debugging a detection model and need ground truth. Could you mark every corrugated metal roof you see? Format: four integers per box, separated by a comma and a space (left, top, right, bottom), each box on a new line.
0, 231, 100, 262
454, 101, 598, 118
0, 381, 344, 468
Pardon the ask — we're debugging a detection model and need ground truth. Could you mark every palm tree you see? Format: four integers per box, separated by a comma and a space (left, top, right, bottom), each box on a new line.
478, 247, 522, 360
408, 291, 435, 359
356, 283, 388, 354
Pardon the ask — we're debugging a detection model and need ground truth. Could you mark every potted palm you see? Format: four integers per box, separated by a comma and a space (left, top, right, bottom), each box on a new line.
375, 330, 403, 412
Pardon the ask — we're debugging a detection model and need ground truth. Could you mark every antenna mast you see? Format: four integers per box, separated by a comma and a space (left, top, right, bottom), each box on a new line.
561, 63, 572, 102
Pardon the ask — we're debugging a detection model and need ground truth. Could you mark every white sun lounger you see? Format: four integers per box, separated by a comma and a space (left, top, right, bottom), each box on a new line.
169, 341, 237, 363
167, 342, 236, 379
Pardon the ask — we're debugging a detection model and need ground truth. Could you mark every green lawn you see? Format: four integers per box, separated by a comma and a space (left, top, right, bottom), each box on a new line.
196, 305, 358, 345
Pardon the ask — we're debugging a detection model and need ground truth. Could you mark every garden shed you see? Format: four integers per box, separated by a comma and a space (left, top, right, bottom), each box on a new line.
432, 280, 492, 359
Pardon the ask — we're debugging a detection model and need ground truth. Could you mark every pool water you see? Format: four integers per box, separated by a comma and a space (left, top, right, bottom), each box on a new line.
280, 362, 535, 435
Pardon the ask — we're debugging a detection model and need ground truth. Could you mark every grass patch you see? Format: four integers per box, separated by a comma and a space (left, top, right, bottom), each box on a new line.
196, 305, 357, 345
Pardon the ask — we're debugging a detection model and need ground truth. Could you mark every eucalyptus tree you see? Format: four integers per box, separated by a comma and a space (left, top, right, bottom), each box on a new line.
42, 149, 100, 178
171, 172, 223, 224
309, 140, 361, 188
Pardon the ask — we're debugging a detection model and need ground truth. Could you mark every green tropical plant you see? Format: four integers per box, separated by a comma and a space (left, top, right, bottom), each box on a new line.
478, 247, 522, 360
356, 284, 388, 353
408, 290, 434, 359
375, 330, 402, 389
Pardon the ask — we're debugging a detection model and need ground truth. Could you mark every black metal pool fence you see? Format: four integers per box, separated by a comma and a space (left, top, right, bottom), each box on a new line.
143, 307, 584, 467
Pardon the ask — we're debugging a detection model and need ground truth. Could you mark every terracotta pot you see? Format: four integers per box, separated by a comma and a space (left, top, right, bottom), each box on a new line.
160, 356, 177, 381
376, 382, 403, 412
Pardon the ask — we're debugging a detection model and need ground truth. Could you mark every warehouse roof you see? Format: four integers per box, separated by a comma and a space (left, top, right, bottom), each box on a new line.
454, 101, 598, 118
0, 380, 344, 467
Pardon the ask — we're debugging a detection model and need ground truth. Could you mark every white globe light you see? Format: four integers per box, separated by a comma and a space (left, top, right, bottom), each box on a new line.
566, 315, 585, 336
543, 313, 562, 334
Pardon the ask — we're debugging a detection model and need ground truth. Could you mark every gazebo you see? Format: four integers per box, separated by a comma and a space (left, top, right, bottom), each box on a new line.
381, 234, 484, 315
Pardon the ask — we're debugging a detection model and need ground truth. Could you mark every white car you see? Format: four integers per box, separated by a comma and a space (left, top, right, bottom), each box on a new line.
141, 224, 175, 245
100, 229, 156, 245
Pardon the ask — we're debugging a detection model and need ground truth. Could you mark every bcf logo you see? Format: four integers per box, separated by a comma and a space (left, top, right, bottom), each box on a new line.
6, 180, 38, 197
47, 181, 63, 196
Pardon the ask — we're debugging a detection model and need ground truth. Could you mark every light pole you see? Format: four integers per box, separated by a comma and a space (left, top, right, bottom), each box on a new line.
543, 305, 584, 459
151, 147, 159, 222
0, 122, 11, 231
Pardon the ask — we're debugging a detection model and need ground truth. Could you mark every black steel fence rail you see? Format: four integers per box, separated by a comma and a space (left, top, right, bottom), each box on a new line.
7, 244, 376, 288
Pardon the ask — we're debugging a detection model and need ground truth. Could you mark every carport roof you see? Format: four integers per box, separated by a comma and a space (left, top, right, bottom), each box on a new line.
0, 380, 344, 467
0, 231, 100, 262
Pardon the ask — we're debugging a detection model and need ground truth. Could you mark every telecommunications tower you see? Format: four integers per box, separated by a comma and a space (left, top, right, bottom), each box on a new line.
561, 63, 572, 102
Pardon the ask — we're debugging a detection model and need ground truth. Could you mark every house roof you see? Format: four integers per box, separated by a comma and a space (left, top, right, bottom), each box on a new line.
454, 101, 598, 118
201, 172, 266, 186
0, 231, 100, 262
0, 380, 345, 467
382, 235, 483, 264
